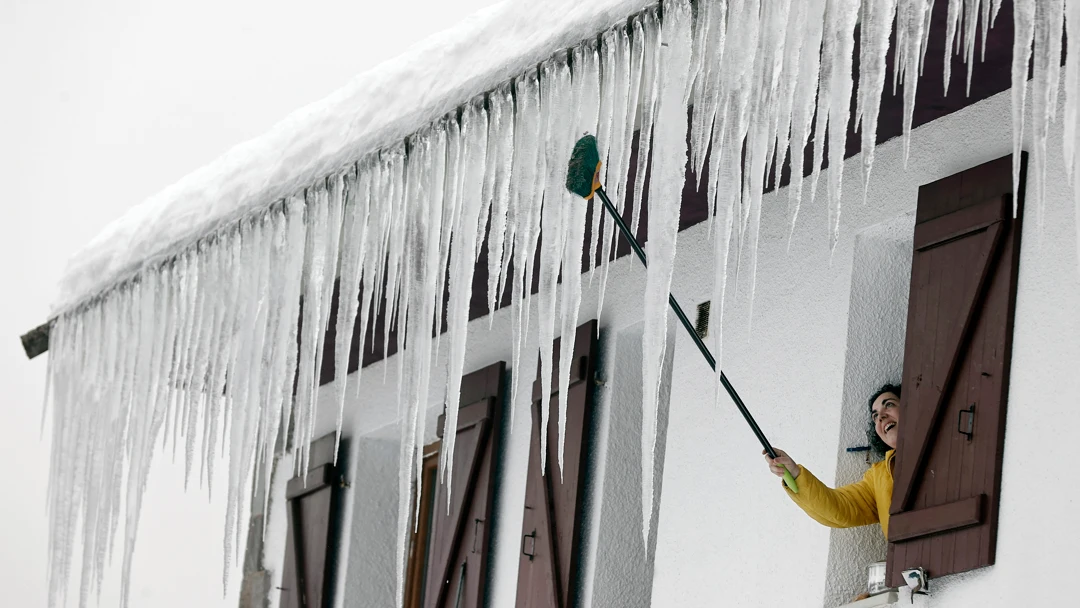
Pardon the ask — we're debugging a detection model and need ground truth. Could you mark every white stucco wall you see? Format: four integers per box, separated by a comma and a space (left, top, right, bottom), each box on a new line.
261, 86, 1080, 608
819, 214, 912, 607
580, 321, 675, 608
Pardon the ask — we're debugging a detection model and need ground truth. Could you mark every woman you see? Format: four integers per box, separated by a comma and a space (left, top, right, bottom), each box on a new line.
764, 384, 901, 537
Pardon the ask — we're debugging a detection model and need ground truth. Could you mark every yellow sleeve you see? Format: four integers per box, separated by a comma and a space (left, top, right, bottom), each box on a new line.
783, 465, 879, 529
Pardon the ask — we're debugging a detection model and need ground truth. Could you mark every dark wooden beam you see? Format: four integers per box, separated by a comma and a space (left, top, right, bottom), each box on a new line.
21, 322, 51, 360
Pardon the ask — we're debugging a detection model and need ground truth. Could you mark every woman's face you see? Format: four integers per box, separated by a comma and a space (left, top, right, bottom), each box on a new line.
871, 392, 901, 449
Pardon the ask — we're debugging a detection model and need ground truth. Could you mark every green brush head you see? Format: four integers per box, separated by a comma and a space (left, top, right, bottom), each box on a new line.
566, 135, 602, 198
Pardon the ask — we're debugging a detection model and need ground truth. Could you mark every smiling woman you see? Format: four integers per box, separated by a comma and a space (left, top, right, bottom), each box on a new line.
764, 383, 902, 538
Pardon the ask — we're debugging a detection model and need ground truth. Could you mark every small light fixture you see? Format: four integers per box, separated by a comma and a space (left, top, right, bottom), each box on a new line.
902, 567, 929, 603
694, 301, 710, 339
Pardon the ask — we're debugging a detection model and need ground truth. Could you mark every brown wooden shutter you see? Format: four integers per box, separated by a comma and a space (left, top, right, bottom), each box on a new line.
280, 433, 342, 608
423, 361, 506, 608
886, 155, 1025, 586
516, 320, 598, 608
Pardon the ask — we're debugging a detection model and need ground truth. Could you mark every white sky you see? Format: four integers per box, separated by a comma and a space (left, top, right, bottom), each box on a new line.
0, 0, 499, 605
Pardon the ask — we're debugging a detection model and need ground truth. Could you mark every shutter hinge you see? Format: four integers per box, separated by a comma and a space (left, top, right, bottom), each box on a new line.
522, 530, 536, 560
472, 518, 483, 553
958, 404, 975, 441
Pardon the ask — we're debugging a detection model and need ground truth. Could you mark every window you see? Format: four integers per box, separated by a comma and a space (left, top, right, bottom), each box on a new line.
279, 433, 342, 608
515, 320, 598, 607
399, 361, 506, 608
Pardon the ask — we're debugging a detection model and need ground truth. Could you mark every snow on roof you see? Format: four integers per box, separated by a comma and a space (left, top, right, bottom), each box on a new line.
55, 0, 651, 314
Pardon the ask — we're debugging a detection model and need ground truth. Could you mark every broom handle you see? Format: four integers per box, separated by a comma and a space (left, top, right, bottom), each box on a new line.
595, 188, 798, 492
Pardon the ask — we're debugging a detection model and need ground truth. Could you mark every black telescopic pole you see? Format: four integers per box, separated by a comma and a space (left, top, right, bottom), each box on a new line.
594, 187, 780, 459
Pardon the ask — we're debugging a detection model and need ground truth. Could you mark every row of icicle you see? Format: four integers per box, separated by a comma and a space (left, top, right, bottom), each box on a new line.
43, 1, 1078, 607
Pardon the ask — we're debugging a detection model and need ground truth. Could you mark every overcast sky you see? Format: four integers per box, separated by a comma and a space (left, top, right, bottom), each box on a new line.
0, 1, 498, 605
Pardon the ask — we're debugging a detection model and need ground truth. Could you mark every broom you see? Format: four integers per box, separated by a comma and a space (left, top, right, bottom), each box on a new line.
565, 135, 798, 493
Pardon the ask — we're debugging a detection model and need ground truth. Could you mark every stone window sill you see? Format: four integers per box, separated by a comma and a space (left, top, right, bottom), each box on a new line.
837, 590, 899, 608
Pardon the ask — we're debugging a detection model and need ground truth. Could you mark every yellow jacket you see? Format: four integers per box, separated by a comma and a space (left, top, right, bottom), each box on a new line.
783, 450, 895, 537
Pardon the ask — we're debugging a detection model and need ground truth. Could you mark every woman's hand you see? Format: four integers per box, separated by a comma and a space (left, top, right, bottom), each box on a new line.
763, 448, 800, 480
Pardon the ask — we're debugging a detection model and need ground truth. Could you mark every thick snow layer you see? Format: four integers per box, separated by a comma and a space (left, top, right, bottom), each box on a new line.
53, 0, 652, 314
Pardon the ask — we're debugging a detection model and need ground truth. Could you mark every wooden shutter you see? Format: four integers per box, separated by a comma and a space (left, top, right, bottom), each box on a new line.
516, 320, 598, 608
423, 361, 506, 608
280, 433, 341, 608
886, 155, 1025, 586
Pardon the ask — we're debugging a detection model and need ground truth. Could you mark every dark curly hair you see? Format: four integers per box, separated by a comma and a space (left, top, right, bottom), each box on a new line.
867, 383, 901, 456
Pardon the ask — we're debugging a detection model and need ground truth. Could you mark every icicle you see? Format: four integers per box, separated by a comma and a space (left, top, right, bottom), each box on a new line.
393, 125, 445, 608
593, 28, 619, 282
355, 157, 388, 407
1030, 0, 1064, 236
186, 243, 216, 490
1013, 0, 1036, 217
509, 68, 544, 432
583, 43, 605, 282
743, 0, 791, 333
394, 375, 419, 608
74, 303, 104, 608
279, 196, 308, 453
980, 0, 993, 61
393, 154, 422, 608
963, 0, 980, 95
807, 0, 833, 215
441, 98, 489, 503
630, 9, 661, 238
640, 0, 692, 547
858, 0, 898, 201
536, 53, 573, 474
293, 185, 329, 475
898, 0, 932, 165
165, 259, 191, 459
369, 154, 393, 365
787, 0, 826, 247
199, 238, 226, 492
1064, 1, 1080, 181
944, 0, 962, 94
120, 266, 171, 608
245, 217, 276, 539
157, 267, 176, 457
772, 0, 809, 198
312, 175, 346, 442
332, 168, 366, 461
596, 24, 634, 326
478, 111, 498, 269
222, 221, 256, 588
434, 121, 463, 362
257, 207, 296, 528
179, 253, 205, 488
824, 0, 860, 252
381, 147, 408, 387
687, 0, 710, 177
555, 42, 600, 476
487, 83, 515, 323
